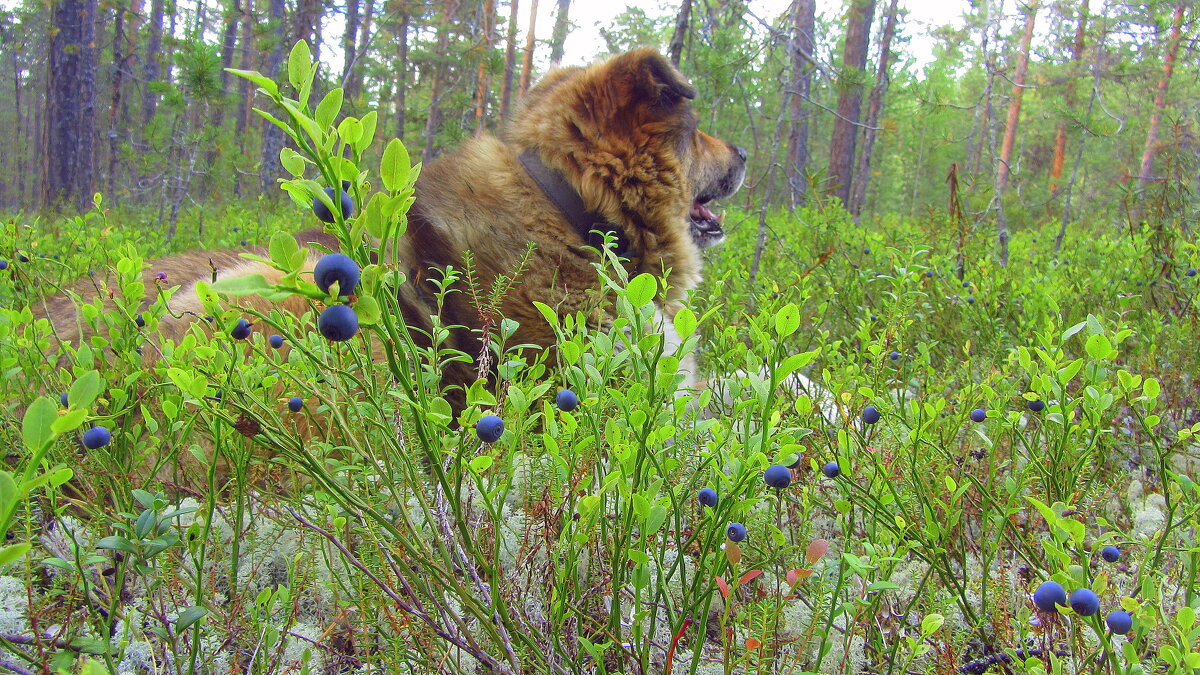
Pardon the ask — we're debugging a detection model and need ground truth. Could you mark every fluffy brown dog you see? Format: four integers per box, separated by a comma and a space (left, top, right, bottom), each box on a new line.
46, 48, 745, 407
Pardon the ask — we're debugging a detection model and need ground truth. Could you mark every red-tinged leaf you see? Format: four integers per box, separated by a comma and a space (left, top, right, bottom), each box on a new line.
788, 568, 814, 587
738, 569, 763, 586
715, 576, 729, 598
745, 638, 761, 650
806, 539, 829, 564
725, 541, 742, 566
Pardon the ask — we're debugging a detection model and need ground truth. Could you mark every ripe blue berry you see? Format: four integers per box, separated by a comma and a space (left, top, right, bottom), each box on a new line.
555, 389, 579, 412
970, 408, 987, 423
698, 488, 718, 508
924, 270, 933, 278
1187, 268, 1197, 277
313, 186, 354, 223
288, 396, 303, 412
822, 462, 840, 479
318, 305, 359, 342
764, 464, 791, 489
0, 260, 7, 270
1106, 610, 1132, 635
889, 351, 900, 361
1027, 399, 1045, 412
269, 334, 284, 349
83, 426, 112, 450
1069, 588, 1100, 616
313, 253, 361, 296
967, 296, 976, 304
59, 392, 69, 407
135, 313, 146, 327
862, 406, 880, 424
476, 415, 504, 443
231, 319, 252, 340
1101, 545, 1120, 563
726, 523, 747, 542
1033, 581, 1067, 612
862, 248, 870, 254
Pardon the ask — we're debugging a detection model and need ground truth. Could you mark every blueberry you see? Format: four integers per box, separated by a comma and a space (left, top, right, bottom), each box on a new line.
726, 523, 747, 542
1187, 268, 1197, 277
83, 426, 112, 450
1027, 399, 1045, 412
863, 248, 870, 254
1136, 281, 1143, 287
16, 252, 28, 263
313, 186, 354, 223
313, 253, 361, 296
476, 415, 504, 443
924, 270, 933, 278
967, 296, 976, 304
822, 462, 840, 479
318, 305, 359, 342
870, 314, 878, 321
698, 488, 718, 508
788, 453, 803, 469
59, 392, 69, 407
970, 408, 987, 423
135, 313, 146, 328
1106, 610, 1133, 635
862, 406, 880, 425
240, 240, 249, 246
231, 319, 252, 340
1033, 581, 1067, 612
962, 281, 970, 288
1069, 588, 1100, 616
269, 334, 284, 349
288, 396, 303, 412
155, 272, 167, 282
233, 227, 240, 232
889, 351, 900, 361
555, 389, 579, 412
0, 260, 8, 270
1101, 545, 1120, 563
764, 464, 791, 489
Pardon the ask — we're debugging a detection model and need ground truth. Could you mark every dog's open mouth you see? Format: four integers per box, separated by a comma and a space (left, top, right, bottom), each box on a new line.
689, 200, 726, 249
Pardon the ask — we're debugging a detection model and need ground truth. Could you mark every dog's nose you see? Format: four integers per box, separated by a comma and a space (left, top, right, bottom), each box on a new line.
734, 145, 748, 162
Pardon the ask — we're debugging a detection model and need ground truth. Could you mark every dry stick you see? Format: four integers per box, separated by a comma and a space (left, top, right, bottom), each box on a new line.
284, 507, 508, 672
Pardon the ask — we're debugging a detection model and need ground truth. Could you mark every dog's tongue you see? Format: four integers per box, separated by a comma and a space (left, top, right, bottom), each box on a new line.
690, 202, 717, 221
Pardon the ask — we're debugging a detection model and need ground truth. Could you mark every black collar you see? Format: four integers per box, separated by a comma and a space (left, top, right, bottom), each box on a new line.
518, 150, 633, 258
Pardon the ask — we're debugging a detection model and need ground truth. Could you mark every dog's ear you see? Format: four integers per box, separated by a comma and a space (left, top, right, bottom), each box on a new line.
617, 48, 697, 103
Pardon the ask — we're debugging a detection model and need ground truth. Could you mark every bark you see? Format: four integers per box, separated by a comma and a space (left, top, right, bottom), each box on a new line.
847, 0, 899, 218
668, 0, 693, 66
1049, 0, 1087, 199
423, 0, 459, 160
346, 0, 375, 105
826, 0, 876, 207
44, 0, 98, 211
258, 0, 287, 196
473, 0, 497, 132
995, 1, 1038, 267
393, 9, 410, 142
141, 0, 165, 128
519, 0, 539, 94
343, 0, 361, 94
1132, 0, 1186, 222
106, 4, 127, 197
785, 0, 816, 209
235, 0, 256, 158
2, 23, 25, 202
499, 0, 519, 122
1056, 34, 1105, 254
548, 0, 570, 66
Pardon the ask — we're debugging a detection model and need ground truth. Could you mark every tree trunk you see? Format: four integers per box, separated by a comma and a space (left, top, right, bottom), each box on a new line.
498, 0, 519, 122
785, 0, 816, 209
423, 0, 459, 160
105, 3, 128, 197
1132, 0, 1185, 222
668, 0, 692, 66
995, 1, 1038, 267
1049, 0, 1087, 200
347, 0, 375, 105
258, 0, 287, 196
547, 0, 570, 66
141, 0, 165, 128
342, 0, 360, 97
826, 0, 876, 207
1056, 31, 1106, 254
2, 23, 26, 203
473, 0, 496, 133
394, 10, 410, 142
44, 0, 98, 211
847, 0, 899, 218
519, 0, 538, 94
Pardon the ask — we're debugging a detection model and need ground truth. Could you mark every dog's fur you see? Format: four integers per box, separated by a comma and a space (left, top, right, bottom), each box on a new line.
45, 49, 744, 415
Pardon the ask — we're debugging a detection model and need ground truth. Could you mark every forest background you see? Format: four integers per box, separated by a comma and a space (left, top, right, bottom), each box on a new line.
0, 0, 1194, 255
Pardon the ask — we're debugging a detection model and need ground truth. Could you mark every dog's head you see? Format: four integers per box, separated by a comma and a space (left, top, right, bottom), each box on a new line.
507, 48, 745, 252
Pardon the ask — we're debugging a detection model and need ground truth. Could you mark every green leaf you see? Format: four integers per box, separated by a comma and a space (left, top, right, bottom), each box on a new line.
279, 147, 306, 177
67, 371, 102, 411
645, 505, 668, 535
381, 139, 410, 193
97, 536, 137, 554
920, 613, 945, 636
469, 456, 494, 473
1143, 378, 1160, 401
279, 99, 324, 146
50, 409, 88, 435
672, 306, 697, 340
354, 296, 381, 325
22, 397, 57, 455
774, 303, 801, 337
532, 301, 559, 328
314, 87, 344, 130
287, 40, 312, 91
1062, 320, 1087, 342
355, 111, 378, 155
269, 232, 302, 272
224, 68, 279, 97
0, 544, 30, 568
337, 117, 363, 145
211, 274, 272, 297
175, 606, 211, 632
626, 273, 657, 307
